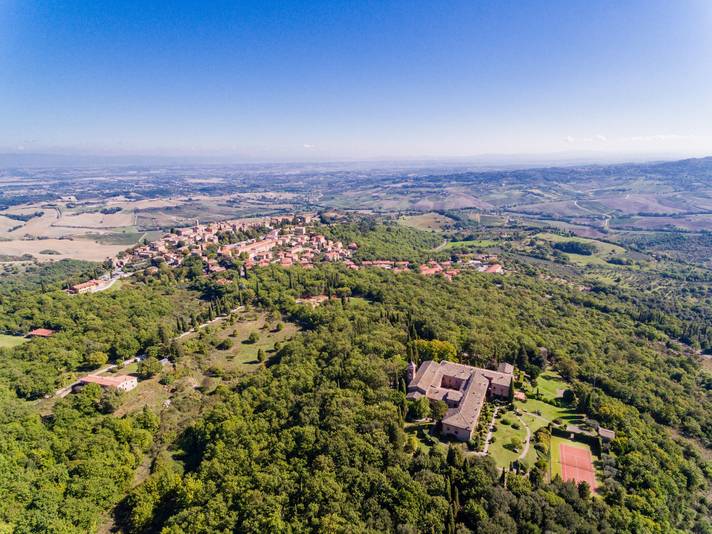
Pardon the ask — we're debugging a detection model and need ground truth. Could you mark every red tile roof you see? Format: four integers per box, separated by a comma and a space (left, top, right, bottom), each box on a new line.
27, 328, 55, 337
80, 375, 136, 388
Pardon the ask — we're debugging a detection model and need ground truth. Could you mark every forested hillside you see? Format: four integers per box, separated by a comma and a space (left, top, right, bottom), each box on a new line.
0, 221, 710, 533
121, 265, 712, 533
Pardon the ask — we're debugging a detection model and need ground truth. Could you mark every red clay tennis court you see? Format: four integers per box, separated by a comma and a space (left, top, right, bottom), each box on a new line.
559, 443, 596, 489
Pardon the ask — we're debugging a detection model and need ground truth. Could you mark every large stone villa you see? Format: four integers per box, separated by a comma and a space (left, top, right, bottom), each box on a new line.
407, 360, 514, 441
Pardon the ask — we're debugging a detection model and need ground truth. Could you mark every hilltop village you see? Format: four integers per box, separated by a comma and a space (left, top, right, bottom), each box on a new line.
95, 214, 505, 283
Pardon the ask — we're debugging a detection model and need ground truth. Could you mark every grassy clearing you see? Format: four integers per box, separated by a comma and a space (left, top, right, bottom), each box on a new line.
0, 334, 28, 348
515, 373, 583, 424
535, 232, 627, 267
442, 239, 498, 250
113, 376, 169, 418
701, 357, 712, 374
512, 372, 589, 468
399, 212, 454, 232
193, 311, 299, 374
105, 277, 130, 292
404, 421, 438, 453
348, 296, 371, 306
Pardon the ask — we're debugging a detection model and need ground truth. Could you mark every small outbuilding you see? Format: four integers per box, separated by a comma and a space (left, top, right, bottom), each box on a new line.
27, 328, 56, 338
598, 427, 616, 441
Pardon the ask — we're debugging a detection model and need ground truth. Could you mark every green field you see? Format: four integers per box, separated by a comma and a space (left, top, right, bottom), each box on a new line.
532, 372, 567, 399
511, 372, 590, 468
399, 212, 454, 232
535, 232, 627, 267
515, 373, 583, 424
0, 334, 28, 348
442, 239, 498, 250
189, 311, 299, 373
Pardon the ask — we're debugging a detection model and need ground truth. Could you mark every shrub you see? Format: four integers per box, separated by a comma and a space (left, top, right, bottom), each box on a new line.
217, 338, 234, 350
159, 374, 174, 385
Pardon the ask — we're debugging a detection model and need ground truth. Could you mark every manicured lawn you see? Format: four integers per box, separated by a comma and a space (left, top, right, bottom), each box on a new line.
516, 372, 585, 425
530, 372, 567, 401
488, 410, 529, 468
521, 412, 549, 434
114, 362, 139, 375
0, 334, 28, 348
515, 397, 587, 432
513, 372, 590, 468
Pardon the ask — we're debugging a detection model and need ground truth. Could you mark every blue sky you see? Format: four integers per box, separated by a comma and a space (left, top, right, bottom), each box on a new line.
1, 0, 711, 161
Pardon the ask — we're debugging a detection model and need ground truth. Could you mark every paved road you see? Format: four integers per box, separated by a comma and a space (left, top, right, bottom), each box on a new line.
94, 271, 133, 293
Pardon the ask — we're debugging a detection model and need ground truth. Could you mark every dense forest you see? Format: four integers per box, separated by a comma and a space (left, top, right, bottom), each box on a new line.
0, 221, 710, 532
114, 265, 712, 532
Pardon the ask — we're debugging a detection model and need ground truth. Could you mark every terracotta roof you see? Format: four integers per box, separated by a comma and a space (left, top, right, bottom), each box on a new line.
79, 375, 135, 387
484, 264, 503, 273
498, 362, 515, 374
407, 359, 515, 433
27, 328, 55, 337
71, 280, 100, 291
442, 373, 489, 431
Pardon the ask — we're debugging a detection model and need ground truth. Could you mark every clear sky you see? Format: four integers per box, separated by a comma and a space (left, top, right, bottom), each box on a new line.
1, 0, 712, 161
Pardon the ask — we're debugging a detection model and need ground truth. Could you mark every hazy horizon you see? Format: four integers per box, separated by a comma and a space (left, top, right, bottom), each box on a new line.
0, 148, 706, 170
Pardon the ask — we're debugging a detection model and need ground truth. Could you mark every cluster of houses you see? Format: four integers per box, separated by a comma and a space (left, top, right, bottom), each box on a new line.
113, 216, 299, 270
103, 213, 505, 280
112, 214, 354, 273
222, 224, 355, 270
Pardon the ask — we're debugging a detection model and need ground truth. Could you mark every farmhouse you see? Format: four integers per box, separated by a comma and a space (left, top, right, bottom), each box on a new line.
407, 360, 514, 441
77, 374, 138, 392
483, 264, 504, 274
68, 279, 102, 294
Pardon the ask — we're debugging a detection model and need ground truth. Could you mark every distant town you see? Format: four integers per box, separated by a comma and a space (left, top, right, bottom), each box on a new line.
67, 213, 504, 294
